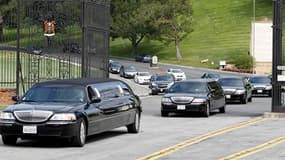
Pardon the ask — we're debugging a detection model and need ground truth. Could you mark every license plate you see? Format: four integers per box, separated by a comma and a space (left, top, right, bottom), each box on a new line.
257, 90, 263, 93
160, 89, 163, 92
177, 105, 186, 110
226, 95, 231, 99
23, 126, 37, 134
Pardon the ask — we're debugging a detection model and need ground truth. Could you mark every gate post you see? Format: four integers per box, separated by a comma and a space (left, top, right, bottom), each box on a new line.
16, 0, 20, 96
272, 0, 284, 112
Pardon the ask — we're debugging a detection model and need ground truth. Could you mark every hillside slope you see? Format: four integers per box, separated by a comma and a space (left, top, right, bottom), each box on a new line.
110, 0, 272, 69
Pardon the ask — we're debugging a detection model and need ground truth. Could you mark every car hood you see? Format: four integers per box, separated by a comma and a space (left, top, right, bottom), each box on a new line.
137, 76, 151, 79
154, 81, 173, 85
164, 93, 208, 99
4, 102, 84, 113
221, 86, 245, 90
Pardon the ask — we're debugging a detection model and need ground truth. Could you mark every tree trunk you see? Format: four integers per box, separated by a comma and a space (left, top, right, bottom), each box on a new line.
175, 36, 182, 60
131, 39, 137, 56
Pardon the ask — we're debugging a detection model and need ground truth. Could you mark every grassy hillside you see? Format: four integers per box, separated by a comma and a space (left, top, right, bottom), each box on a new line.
110, 0, 272, 69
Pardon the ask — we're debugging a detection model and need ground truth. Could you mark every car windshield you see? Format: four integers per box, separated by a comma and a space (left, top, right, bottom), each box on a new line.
218, 78, 244, 87
125, 66, 136, 72
168, 82, 208, 93
250, 77, 271, 84
111, 62, 120, 67
171, 69, 183, 73
155, 75, 173, 81
138, 72, 150, 76
22, 85, 87, 103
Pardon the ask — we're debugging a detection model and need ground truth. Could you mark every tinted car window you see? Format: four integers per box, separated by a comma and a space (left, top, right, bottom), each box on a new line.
155, 75, 174, 81
208, 73, 220, 78
125, 66, 136, 72
208, 81, 221, 90
218, 78, 244, 87
168, 82, 208, 93
111, 62, 120, 68
250, 77, 271, 83
138, 72, 150, 76
23, 85, 86, 103
93, 83, 122, 99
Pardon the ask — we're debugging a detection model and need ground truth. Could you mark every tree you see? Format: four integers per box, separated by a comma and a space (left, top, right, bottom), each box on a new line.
154, 0, 193, 60
111, 0, 157, 55
0, 0, 16, 41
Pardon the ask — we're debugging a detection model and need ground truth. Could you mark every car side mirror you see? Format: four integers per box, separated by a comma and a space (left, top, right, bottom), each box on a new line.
12, 95, 20, 102
91, 96, 101, 103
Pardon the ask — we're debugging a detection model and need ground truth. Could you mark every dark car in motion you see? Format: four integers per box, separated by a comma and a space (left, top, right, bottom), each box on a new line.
201, 72, 221, 80
0, 78, 141, 147
249, 76, 272, 97
149, 74, 175, 95
120, 65, 137, 78
63, 43, 81, 54
161, 80, 226, 117
109, 61, 121, 74
218, 77, 252, 104
135, 54, 152, 63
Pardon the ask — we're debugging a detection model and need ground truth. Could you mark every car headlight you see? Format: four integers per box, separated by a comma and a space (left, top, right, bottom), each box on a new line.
152, 82, 157, 86
235, 89, 246, 95
192, 98, 207, 103
161, 97, 172, 103
0, 112, 15, 120
50, 113, 77, 121
167, 82, 174, 88
265, 85, 272, 90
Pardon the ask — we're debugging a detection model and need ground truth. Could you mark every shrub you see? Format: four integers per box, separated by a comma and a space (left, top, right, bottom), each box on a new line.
227, 54, 253, 69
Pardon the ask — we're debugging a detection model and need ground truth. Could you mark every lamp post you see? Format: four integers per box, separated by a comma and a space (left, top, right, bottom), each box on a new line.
252, 0, 256, 74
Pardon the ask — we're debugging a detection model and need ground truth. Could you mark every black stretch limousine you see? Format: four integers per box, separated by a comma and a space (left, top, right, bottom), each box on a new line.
0, 78, 141, 147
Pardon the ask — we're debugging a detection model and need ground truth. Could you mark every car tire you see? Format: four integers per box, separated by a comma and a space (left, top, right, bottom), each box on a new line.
161, 110, 168, 117
248, 96, 252, 102
151, 91, 158, 95
203, 102, 210, 117
241, 95, 247, 104
219, 106, 226, 113
72, 119, 86, 147
127, 110, 140, 133
2, 135, 17, 145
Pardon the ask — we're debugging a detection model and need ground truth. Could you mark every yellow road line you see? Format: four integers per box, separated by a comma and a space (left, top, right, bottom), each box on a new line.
137, 117, 267, 160
218, 136, 285, 160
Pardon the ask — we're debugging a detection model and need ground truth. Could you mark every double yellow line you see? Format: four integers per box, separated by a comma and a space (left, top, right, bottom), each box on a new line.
219, 136, 285, 160
137, 117, 267, 160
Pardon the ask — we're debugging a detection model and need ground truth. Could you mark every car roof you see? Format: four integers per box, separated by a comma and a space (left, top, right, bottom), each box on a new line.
33, 78, 119, 87
178, 79, 216, 83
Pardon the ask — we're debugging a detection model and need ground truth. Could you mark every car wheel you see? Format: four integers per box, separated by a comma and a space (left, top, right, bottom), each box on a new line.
151, 91, 158, 95
241, 95, 247, 104
219, 106, 226, 113
2, 135, 17, 145
203, 102, 210, 117
248, 96, 252, 102
73, 119, 86, 147
127, 110, 140, 133
161, 110, 168, 117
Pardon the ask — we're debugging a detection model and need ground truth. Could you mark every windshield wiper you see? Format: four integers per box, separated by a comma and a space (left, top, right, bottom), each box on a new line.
21, 99, 37, 102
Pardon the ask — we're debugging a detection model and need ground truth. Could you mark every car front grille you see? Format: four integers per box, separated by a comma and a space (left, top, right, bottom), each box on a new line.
224, 89, 236, 94
171, 97, 193, 104
14, 110, 53, 123
158, 84, 168, 88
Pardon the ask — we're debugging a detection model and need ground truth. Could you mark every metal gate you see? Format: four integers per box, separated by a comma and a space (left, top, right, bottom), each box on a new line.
0, 0, 110, 95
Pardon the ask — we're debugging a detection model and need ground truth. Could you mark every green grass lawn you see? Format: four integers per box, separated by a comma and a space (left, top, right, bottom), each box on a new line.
110, 0, 272, 69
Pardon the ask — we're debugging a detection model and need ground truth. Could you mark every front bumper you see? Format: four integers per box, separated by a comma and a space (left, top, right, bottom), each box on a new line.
252, 89, 271, 95
0, 120, 78, 138
225, 94, 244, 101
161, 103, 207, 113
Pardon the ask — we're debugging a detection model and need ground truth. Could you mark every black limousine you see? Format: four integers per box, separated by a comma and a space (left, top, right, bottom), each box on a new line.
0, 78, 141, 147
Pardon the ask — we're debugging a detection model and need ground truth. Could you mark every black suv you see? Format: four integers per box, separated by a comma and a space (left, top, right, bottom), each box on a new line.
149, 74, 175, 95
161, 79, 226, 117
0, 78, 141, 147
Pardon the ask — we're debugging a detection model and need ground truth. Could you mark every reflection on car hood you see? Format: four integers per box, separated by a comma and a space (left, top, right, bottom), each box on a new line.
221, 86, 245, 90
164, 93, 208, 99
154, 81, 173, 84
4, 102, 84, 113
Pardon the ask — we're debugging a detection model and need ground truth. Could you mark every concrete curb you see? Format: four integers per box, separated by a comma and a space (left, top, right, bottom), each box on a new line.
264, 112, 285, 118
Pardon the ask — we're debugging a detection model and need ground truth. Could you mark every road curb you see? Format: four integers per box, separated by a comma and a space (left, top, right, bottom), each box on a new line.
264, 112, 285, 118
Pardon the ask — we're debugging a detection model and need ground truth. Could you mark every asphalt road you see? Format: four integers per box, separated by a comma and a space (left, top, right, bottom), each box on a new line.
0, 60, 277, 160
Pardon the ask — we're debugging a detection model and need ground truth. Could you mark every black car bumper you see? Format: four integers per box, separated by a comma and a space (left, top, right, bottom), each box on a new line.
225, 94, 244, 101
252, 89, 271, 95
161, 104, 207, 113
0, 120, 78, 138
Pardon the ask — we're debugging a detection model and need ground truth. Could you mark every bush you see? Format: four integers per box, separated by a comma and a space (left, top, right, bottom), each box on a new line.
228, 54, 253, 69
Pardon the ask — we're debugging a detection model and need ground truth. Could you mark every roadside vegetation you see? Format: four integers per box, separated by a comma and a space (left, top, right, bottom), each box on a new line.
111, 0, 272, 69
